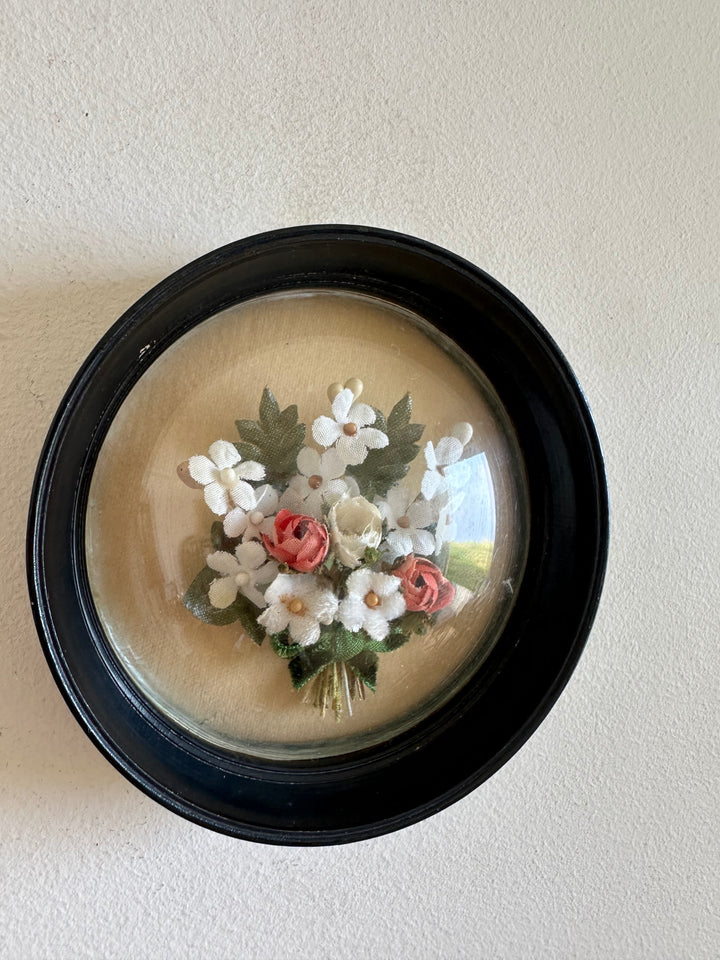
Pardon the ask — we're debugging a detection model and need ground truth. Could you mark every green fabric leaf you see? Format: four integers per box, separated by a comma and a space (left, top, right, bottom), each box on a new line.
183, 566, 241, 626
347, 393, 424, 500
235, 387, 306, 485
288, 642, 336, 689
347, 650, 378, 691
183, 564, 266, 642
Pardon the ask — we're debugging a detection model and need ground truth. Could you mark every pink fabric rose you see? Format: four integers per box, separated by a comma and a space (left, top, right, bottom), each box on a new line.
262, 509, 329, 573
393, 554, 455, 614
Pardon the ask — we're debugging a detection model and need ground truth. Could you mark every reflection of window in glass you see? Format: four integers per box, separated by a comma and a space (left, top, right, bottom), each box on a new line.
442, 453, 496, 595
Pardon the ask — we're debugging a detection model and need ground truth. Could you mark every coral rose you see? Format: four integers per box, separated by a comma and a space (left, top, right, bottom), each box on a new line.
262, 509, 329, 573
393, 554, 455, 614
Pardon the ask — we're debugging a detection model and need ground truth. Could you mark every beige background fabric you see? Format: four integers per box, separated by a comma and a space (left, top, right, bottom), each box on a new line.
3, 2, 719, 958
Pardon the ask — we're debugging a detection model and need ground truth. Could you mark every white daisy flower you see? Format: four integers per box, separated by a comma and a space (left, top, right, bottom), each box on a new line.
420, 436, 464, 501
279, 448, 351, 518
338, 568, 406, 642
258, 573, 338, 646
312, 388, 388, 466
223, 483, 278, 540
207, 541, 278, 609
376, 485, 435, 559
188, 440, 265, 515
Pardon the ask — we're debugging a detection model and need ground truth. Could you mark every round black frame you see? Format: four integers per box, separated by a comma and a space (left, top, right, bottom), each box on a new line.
27, 225, 608, 845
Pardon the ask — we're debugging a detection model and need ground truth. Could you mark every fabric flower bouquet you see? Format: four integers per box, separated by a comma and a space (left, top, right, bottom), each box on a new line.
179, 378, 474, 718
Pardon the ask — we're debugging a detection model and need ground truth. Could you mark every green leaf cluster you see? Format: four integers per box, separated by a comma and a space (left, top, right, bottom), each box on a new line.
347, 393, 424, 500
183, 564, 265, 644
235, 387, 305, 486
270, 611, 430, 690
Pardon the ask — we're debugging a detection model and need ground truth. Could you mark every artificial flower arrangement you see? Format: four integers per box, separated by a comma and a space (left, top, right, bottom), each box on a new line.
178, 378, 474, 718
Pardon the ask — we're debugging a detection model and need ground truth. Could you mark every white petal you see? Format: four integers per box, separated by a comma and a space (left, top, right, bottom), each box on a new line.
312, 416, 343, 448
302, 490, 324, 519
263, 573, 295, 605
258, 516, 276, 537
237, 460, 265, 482
289, 615, 321, 646
345, 567, 373, 597
279, 486, 306, 513
320, 448, 346, 480
311, 589, 339, 624
407, 500, 434, 529
209, 440, 240, 469
344, 475, 360, 497
296, 447, 322, 478
336, 434, 368, 466
348, 401, 376, 428
188, 455, 216, 485
372, 571, 403, 598
223, 508, 249, 538
234, 540, 267, 570
208, 576, 238, 608
380, 591, 406, 622
424, 441, 438, 471
255, 561, 279, 585
338, 595, 367, 632
331, 388, 354, 424
255, 484, 279, 515
322, 479, 348, 507
204, 482, 230, 515
385, 529, 412, 558
228, 480, 257, 511
386, 484, 410, 518
411, 528, 436, 556
362, 609, 390, 641
258, 602, 289, 634
207, 550, 240, 575
358, 427, 388, 450
241, 583, 268, 608
435, 436, 463, 466
421, 470, 442, 501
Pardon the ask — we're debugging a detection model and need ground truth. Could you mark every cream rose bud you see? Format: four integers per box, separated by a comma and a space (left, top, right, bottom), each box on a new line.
328, 496, 383, 568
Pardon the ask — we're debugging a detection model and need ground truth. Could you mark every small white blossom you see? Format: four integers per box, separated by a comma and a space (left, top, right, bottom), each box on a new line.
279, 448, 350, 519
420, 436, 464, 501
223, 483, 278, 540
188, 440, 265, 515
207, 541, 278, 609
338, 568, 406, 641
376, 485, 435, 559
312, 388, 388, 466
258, 573, 338, 646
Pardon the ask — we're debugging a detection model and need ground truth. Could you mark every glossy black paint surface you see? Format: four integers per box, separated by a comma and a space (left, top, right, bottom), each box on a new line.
27, 225, 608, 844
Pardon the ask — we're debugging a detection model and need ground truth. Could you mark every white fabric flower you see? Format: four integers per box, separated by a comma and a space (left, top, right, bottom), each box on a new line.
258, 573, 338, 646
312, 388, 388, 466
433, 487, 466, 552
376, 485, 435, 559
206, 541, 278, 609
188, 440, 265, 515
328, 495, 383, 568
337, 568, 406, 642
420, 436, 464, 501
279, 448, 350, 518
223, 483, 278, 540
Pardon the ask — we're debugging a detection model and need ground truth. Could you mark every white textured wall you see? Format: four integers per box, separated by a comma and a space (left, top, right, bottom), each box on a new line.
2, 1, 718, 958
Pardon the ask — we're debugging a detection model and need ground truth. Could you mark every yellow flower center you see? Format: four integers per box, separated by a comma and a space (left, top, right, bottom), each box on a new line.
283, 596, 306, 616
343, 422, 358, 436
364, 590, 381, 608
397, 515, 410, 528
308, 474, 323, 489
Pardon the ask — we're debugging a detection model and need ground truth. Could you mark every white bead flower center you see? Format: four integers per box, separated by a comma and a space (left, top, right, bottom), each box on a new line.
234, 571, 250, 587
249, 510, 264, 525
219, 467, 238, 487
